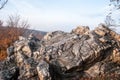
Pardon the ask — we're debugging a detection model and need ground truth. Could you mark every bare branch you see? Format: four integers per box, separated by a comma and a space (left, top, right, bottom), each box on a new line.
0, 0, 8, 10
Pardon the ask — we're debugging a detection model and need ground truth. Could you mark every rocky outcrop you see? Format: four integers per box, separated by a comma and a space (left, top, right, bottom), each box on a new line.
0, 24, 120, 80
71, 25, 89, 35
0, 67, 19, 80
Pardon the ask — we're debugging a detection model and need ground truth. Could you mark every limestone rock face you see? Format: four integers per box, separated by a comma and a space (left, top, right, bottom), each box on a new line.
0, 67, 19, 80
71, 26, 90, 35
1, 24, 120, 80
37, 60, 51, 80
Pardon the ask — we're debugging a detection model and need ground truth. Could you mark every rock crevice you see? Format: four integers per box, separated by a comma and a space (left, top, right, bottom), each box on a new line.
0, 24, 120, 80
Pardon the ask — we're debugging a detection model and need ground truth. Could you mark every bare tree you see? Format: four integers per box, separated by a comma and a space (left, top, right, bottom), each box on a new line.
0, 15, 29, 60
6, 15, 30, 36
0, 0, 8, 9
0, 20, 3, 26
105, 0, 120, 28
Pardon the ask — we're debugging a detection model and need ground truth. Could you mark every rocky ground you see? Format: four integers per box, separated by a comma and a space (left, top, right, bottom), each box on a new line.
0, 24, 120, 80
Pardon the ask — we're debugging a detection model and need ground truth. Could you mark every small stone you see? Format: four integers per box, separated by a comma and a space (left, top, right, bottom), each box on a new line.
22, 45, 31, 54
99, 37, 107, 43
19, 36, 26, 41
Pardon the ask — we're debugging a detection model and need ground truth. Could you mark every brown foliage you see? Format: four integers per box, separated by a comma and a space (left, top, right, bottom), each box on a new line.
0, 15, 29, 60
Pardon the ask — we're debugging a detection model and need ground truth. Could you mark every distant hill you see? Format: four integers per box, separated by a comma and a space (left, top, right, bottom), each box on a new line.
0, 26, 47, 60
23, 29, 47, 39
0, 26, 47, 39
25, 29, 47, 36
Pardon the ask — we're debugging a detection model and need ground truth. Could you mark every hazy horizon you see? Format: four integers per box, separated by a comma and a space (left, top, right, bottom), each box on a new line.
0, 0, 111, 32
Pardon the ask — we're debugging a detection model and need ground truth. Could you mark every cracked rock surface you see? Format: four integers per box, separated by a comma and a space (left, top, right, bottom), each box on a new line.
0, 24, 120, 80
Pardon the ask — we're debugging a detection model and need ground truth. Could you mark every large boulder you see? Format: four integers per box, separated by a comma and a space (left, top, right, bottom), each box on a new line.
1, 24, 120, 80
37, 60, 51, 80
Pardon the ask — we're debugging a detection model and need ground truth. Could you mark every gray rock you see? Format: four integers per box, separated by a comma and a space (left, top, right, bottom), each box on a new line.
71, 25, 90, 35
19, 36, 26, 41
1, 24, 120, 79
7, 46, 14, 57
0, 67, 19, 80
18, 58, 38, 79
37, 60, 51, 80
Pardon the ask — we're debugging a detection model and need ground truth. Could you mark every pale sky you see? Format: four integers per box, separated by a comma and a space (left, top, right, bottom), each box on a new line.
0, 0, 110, 32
